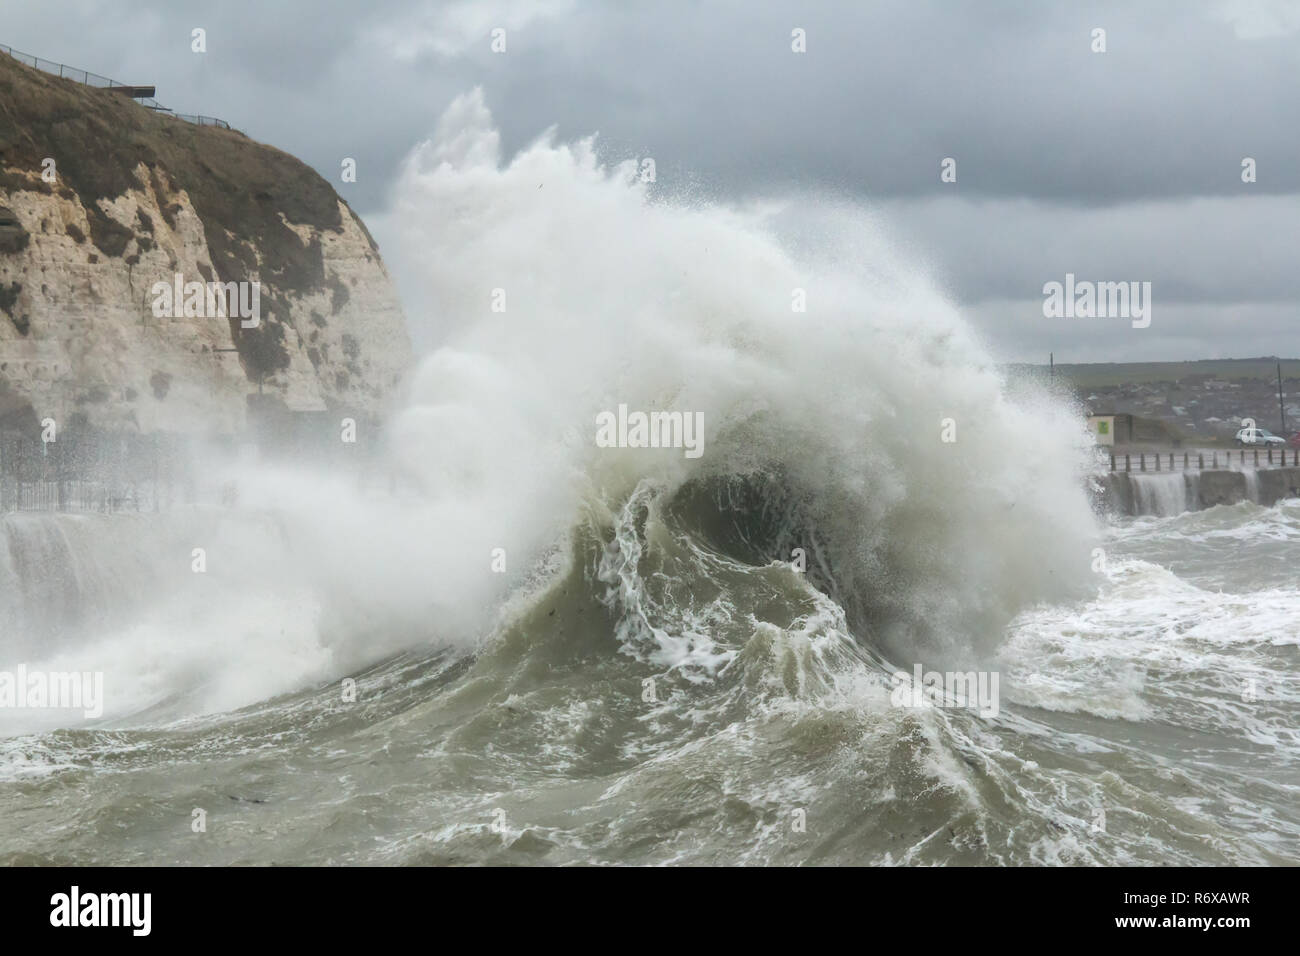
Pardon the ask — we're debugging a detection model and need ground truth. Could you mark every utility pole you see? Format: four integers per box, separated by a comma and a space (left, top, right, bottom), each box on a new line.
1279, 361, 1288, 436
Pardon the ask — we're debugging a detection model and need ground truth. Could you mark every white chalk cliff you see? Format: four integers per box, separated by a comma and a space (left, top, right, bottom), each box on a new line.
0, 51, 412, 434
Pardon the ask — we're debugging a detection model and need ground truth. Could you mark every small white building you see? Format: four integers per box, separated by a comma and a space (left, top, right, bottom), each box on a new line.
1087, 414, 1116, 446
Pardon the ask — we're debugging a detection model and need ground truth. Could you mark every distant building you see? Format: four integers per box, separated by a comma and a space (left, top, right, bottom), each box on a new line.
1087, 413, 1136, 446
1088, 414, 1113, 446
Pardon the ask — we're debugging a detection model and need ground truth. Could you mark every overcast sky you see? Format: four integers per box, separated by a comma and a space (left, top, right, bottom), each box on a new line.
3, 0, 1298, 363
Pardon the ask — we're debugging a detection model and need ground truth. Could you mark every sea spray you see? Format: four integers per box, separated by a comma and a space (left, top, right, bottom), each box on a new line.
381, 87, 1101, 663
0, 89, 1103, 730
3, 93, 1296, 869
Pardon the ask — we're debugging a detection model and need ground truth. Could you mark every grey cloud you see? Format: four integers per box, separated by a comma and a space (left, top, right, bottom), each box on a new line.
7, 0, 1299, 210
875, 194, 1300, 307
3, 0, 1296, 363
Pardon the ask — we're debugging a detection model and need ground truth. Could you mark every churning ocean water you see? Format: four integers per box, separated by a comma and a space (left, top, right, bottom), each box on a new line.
0, 93, 1295, 866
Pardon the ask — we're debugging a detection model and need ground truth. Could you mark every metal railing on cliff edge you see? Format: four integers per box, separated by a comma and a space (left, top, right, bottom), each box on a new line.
0, 43, 232, 129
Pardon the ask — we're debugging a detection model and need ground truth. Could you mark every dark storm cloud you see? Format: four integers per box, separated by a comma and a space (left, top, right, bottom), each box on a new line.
485, 0, 1300, 204
6, 0, 1297, 209
2, 0, 1296, 361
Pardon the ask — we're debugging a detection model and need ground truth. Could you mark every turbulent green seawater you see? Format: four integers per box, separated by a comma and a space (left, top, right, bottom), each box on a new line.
2, 98, 1296, 866
1, 494, 1296, 866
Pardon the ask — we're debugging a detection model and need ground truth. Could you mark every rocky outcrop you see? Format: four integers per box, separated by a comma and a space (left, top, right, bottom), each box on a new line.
0, 51, 411, 433
0, 205, 26, 255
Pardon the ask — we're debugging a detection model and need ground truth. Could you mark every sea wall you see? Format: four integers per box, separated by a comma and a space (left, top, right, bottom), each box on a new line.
1096, 467, 1300, 517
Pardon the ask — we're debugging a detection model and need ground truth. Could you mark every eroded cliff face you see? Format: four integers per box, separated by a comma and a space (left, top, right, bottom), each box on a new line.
0, 51, 411, 433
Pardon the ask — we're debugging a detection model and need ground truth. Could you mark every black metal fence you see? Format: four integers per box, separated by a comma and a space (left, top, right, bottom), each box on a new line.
0, 43, 232, 130
1109, 446, 1300, 472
